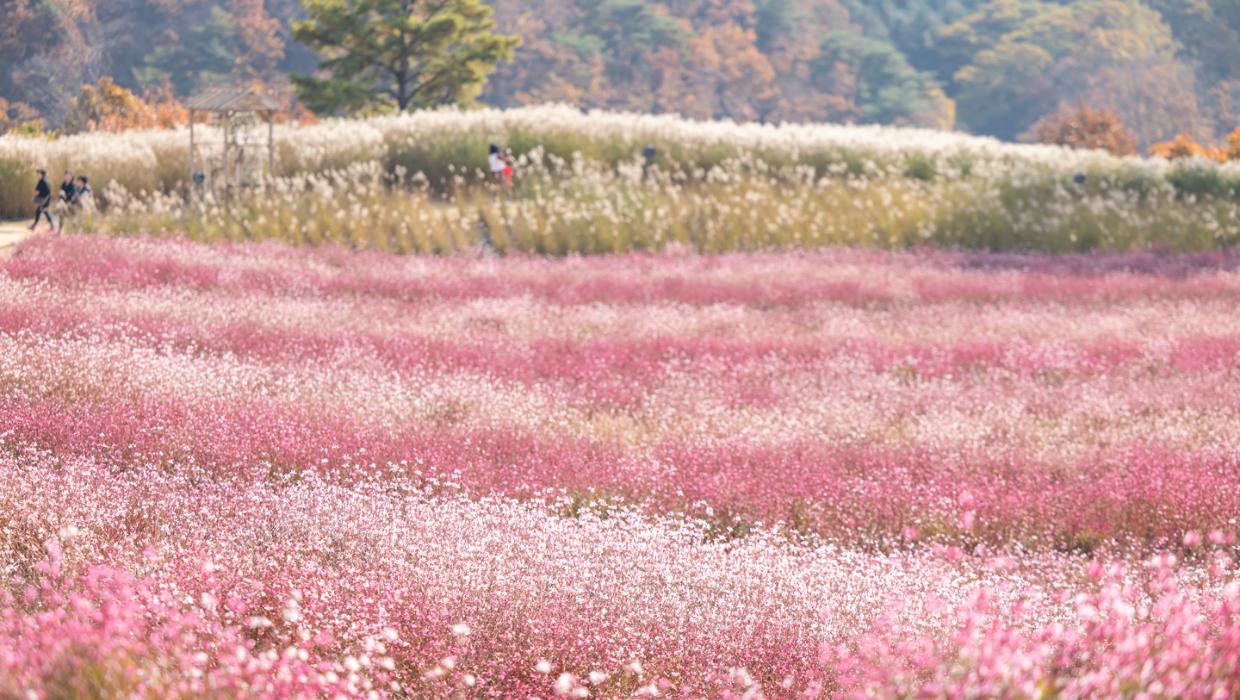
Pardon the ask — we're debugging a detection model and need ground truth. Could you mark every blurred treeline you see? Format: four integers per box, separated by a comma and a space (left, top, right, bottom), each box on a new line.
2, 0, 1238, 147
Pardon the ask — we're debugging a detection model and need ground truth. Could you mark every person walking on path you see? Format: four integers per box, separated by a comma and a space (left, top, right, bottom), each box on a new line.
55, 171, 76, 233
72, 175, 92, 206
59, 175, 93, 232
29, 169, 53, 231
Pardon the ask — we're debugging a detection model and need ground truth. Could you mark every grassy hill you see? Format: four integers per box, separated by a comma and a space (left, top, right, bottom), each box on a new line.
4, 105, 1239, 254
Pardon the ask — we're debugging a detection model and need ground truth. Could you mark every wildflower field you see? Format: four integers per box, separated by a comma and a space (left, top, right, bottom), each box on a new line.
5, 105, 1240, 254
0, 227, 1239, 697
4, 108, 1240, 697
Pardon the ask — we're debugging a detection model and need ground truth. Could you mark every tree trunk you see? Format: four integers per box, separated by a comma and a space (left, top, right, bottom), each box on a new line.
397, 0, 413, 110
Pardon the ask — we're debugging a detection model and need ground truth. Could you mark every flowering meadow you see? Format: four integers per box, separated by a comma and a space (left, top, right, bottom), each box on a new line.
5, 105, 1240, 253
1, 232, 1240, 697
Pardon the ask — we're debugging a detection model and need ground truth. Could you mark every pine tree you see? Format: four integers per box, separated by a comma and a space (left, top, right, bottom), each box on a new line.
292, 0, 520, 115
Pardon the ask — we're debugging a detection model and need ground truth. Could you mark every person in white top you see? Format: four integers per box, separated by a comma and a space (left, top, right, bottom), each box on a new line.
488, 144, 504, 174
488, 144, 513, 187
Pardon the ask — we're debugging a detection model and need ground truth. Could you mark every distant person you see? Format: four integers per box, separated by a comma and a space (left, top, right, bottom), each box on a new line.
56, 170, 76, 232
29, 169, 52, 231
59, 175, 93, 232
488, 143, 513, 188
58, 171, 76, 204
72, 175, 92, 206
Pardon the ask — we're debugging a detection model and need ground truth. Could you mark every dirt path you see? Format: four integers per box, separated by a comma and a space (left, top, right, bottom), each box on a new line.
0, 220, 36, 259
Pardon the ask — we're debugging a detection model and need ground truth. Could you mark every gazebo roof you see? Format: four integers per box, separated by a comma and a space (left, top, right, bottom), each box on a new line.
185, 88, 279, 113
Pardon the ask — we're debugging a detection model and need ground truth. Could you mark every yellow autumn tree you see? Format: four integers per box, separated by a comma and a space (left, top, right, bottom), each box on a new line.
1226, 126, 1240, 161
62, 77, 187, 134
1148, 132, 1225, 161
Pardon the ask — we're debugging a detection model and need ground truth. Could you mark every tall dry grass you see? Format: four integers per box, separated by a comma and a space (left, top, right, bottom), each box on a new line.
7, 105, 1240, 252
74, 154, 1240, 255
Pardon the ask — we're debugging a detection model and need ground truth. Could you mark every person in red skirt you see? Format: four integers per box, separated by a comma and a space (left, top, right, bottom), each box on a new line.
488, 144, 513, 188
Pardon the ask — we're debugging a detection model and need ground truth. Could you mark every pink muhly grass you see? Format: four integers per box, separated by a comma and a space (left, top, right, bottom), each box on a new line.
1, 235, 1240, 695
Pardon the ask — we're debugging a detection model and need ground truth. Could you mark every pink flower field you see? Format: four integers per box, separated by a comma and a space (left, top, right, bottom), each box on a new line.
2, 234, 1240, 697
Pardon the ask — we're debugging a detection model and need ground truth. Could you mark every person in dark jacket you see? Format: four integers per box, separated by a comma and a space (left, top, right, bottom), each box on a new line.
55, 171, 76, 233
72, 175, 91, 205
29, 169, 52, 231
58, 171, 76, 204
59, 175, 94, 232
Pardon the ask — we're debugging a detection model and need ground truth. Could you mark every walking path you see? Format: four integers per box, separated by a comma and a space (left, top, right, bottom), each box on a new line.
0, 220, 35, 259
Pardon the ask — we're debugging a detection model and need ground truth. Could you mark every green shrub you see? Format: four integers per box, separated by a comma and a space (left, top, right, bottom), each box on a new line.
903, 154, 937, 182
1167, 162, 1227, 197
0, 157, 29, 219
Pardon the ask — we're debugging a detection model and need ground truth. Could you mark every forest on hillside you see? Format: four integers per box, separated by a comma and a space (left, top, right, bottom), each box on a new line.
2, 0, 1239, 147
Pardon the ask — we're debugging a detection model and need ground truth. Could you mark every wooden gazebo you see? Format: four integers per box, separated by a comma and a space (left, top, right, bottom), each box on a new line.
186, 88, 280, 193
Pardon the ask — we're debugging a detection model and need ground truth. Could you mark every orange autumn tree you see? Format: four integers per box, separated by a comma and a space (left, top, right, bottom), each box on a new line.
1028, 104, 1138, 156
229, 0, 285, 78
62, 77, 188, 134
1149, 132, 1225, 161
1226, 126, 1240, 161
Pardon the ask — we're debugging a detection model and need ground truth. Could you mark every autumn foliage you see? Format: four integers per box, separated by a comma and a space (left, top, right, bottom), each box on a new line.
1227, 126, 1240, 161
0, 98, 43, 135
1148, 129, 1240, 162
1029, 105, 1139, 156
62, 78, 188, 134
4, 0, 1240, 145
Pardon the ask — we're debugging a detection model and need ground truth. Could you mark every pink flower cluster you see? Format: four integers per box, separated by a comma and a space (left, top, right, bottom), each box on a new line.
0, 562, 400, 698
0, 234, 1237, 696
832, 558, 1240, 698
5, 235, 1240, 547
1, 445, 1237, 698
